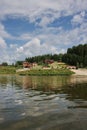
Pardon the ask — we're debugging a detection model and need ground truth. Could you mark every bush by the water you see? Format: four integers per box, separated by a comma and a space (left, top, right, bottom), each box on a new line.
17, 69, 74, 76
0, 66, 16, 74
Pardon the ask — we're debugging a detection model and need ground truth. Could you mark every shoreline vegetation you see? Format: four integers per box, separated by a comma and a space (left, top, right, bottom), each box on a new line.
0, 62, 87, 76
0, 65, 87, 76
17, 69, 74, 76
0, 66, 16, 74
0, 65, 74, 75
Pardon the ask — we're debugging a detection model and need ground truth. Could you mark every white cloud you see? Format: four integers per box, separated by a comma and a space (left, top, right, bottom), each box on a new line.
9, 44, 18, 49
17, 46, 24, 53
19, 34, 32, 40
0, 0, 87, 26
24, 38, 40, 49
38, 16, 52, 27
16, 38, 60, 59
0, 37, 7, 48
71, 11, 86, 25
0, 23, 11, 38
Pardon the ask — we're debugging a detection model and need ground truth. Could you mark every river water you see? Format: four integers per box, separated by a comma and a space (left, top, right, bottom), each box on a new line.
0, 75, 87, 130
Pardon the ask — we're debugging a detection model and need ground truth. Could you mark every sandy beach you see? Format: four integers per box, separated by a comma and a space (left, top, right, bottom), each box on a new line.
71, 69, 87, 76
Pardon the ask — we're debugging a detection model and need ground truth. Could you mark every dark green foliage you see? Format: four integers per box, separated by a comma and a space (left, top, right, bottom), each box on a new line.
15, 61, 23, 66
25, 54, 63, 64
84, 55, 87, 66
1, 62, 8, 66
62, 44, 87, 67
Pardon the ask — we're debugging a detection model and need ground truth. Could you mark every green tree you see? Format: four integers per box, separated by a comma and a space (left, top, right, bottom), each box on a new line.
2, 62, 8, 66
15, 61, 23, 67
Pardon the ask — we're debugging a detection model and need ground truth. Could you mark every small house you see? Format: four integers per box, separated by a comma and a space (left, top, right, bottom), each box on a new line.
44, 59, 54, 64
23, 62, 32, 68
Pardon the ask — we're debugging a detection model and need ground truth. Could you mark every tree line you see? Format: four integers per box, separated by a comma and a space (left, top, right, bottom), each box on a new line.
15, 43, 87, 68
25, 54, 63, 64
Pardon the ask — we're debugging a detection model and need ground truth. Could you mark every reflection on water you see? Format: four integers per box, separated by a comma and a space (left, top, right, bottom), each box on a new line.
0, 75, 87, 130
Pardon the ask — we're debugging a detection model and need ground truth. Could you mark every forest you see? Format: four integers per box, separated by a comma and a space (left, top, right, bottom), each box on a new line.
62, 44, 87, 67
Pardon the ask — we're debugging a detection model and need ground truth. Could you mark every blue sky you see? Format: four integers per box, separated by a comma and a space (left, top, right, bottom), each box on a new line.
0, 0, 87, 64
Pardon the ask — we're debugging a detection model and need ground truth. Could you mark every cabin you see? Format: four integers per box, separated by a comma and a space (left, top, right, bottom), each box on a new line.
23, 62, 38, 68
44, 59, 54, 64
23, 62, 32, 68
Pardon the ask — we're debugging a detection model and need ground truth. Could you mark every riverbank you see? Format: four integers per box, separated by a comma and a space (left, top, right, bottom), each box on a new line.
0, 66, 16, 74
17, 69, 74, 76
1, 66, 87, 76
0, 66, 74, 75
71, 69, 87, 76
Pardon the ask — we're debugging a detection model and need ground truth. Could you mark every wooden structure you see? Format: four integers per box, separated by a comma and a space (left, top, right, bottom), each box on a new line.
44, 59, 54, 64
23, 62, 37, 68
23, 62, 32, 68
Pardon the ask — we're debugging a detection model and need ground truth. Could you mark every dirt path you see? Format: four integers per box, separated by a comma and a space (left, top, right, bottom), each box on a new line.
71, 69, 87, 76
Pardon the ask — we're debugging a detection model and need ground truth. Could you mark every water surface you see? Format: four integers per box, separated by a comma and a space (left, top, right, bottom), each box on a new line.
0, 75, 87, 130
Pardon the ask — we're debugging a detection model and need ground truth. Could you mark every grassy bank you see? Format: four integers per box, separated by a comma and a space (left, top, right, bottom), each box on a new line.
0, 62, 74, 75
0, 66, 16, 74
17, 69, 74, 76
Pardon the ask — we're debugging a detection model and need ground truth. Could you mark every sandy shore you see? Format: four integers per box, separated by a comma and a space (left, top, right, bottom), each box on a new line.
71, 69, 87, 76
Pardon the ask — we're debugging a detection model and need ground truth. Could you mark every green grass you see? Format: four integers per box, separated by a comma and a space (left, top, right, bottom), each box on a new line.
0, 66, 16, 74
17, 69, 74, 76
0, 62, 75, 75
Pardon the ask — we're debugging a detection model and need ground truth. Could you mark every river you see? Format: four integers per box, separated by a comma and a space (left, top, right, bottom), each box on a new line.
0, 75, 87, 130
